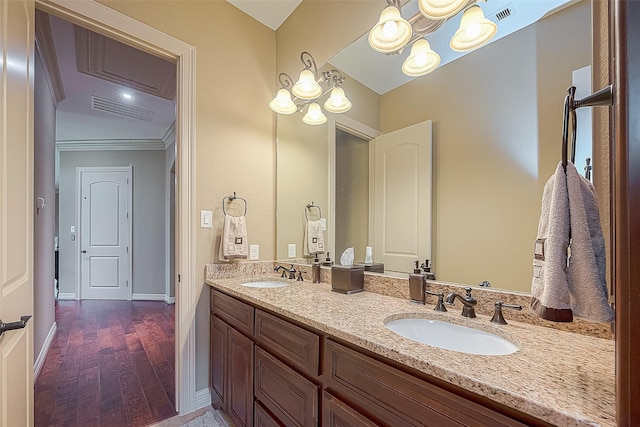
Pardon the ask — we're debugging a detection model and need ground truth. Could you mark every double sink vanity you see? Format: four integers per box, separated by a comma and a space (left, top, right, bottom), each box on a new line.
206, 262, 615, 427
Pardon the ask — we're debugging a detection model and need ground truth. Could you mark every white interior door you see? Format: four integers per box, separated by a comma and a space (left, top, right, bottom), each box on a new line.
373, 120, 432, 275
79, 167, 131, 300
0, 0, 35, 425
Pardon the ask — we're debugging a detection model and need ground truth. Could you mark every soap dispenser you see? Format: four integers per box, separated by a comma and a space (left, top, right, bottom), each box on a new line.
312, 255, 321, 283
409, 260, 426, 304
322, 252, 333, 267
422, 259, 436, 281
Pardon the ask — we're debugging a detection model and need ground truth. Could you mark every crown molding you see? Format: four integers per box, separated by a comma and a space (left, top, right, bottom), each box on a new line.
56, 138, 167, 152
34, 10, 65, 104
163, 120, 176, 149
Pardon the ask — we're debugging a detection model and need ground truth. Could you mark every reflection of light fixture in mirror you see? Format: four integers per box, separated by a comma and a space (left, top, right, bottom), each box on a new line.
402, 39, 441, 77
121, 92, 134, 100
302, 103, 327, 125
450, 5, 497, 52
419, 0, 468, 20
368, 5, 413, 53
269, 88, 297, 114
269, 51, 351, 125
324, 87, 352, 113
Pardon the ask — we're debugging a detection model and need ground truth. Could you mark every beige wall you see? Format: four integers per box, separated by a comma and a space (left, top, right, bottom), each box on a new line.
380, 1, 591, 291
97, 0, 276, 392
34, 49, 57, 362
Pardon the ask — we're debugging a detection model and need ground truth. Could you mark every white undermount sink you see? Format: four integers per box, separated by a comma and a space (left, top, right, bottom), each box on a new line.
240, 280, 290, 288
384, 318, 519, 356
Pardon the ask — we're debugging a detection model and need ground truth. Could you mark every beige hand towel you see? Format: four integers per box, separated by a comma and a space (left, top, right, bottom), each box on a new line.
303, 219, 325, 256
531, 162, 573, 321
565, 163, 614, 323
219, 214, 248, 261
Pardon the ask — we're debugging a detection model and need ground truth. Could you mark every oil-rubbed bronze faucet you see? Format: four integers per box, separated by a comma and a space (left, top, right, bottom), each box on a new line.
445, 287, 477, 318
274, 264, 297, 279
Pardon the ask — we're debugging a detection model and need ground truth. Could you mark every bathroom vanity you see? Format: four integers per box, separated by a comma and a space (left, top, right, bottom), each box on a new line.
207, 273, 615, 427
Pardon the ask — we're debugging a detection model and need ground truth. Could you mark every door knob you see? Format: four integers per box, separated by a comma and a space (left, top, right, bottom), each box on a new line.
0, 315, 32, 337
82, 250, 87, 253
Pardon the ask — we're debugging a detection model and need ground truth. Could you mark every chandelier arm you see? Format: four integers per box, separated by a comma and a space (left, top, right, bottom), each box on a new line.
300, 51, 319, 79
278, 72, 295, 89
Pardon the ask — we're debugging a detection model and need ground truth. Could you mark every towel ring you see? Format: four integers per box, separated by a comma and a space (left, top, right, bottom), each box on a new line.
222, 192, 247, 216
305, 202, 322, 221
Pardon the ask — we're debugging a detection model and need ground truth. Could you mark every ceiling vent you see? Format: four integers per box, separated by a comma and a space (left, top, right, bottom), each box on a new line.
91, 96, 153, 121
489, 4, 517, 22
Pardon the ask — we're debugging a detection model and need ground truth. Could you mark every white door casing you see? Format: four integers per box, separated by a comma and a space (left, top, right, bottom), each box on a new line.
36, 0, 197, 414
373, 121, 433, 275
0, 0, 35, 425
78, 167, 132, 300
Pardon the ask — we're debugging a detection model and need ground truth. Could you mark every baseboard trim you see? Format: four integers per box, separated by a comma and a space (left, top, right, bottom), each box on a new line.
195, 388, 212, 410
57, 293, 76, 300
132, 293, 166, 301
34, 322, 57, 381
164, 295, 175, 304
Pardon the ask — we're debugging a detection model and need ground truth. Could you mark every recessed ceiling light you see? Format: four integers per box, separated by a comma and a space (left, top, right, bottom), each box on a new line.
121, 93, 134, 100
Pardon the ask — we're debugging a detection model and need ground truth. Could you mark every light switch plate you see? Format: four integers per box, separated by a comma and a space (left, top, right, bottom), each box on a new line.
250, 245, 259, 260
200, 210, 212, 228
288, 243, 296, 258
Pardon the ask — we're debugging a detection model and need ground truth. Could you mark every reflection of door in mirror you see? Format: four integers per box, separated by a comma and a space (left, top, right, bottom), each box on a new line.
372, 121, 432, 275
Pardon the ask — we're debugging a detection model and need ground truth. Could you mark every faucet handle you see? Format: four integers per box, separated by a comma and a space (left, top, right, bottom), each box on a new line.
280, 269, 287, 278
425, 290, 447, 312
297, 271, 304, 281
490, 301, 523, 325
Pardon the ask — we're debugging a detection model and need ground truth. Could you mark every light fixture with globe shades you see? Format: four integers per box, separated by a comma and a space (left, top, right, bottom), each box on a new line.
368, 0, 498, 77
269, 51, 351, 125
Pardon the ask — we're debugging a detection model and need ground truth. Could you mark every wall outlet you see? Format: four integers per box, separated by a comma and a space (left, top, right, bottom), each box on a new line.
200, 210, 212, 228
288, 243, 296, 258
249, 245, 259, 260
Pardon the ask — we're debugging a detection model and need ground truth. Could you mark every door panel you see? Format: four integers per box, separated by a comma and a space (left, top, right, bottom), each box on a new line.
373, 121, 432, 274
80, 169, 130, 300
0, 0, 35, 425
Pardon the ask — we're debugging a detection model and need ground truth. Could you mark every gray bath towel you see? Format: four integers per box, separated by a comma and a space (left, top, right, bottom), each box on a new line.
531, 161, 614, 323
565, 163, 614, 323
531, 162, 573, 321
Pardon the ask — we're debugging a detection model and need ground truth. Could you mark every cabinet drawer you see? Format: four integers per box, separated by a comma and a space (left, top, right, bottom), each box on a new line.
255, 309, 320, 376
255, 401, 281, 427
324, 340, 528, 427
211, 289, 254, 336
255, 346, 319, 427
322, 391, 379, 427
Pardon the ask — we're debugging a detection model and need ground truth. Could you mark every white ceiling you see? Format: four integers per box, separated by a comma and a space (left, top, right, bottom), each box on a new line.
47, 14, 176, 144
226, 0, 302, 30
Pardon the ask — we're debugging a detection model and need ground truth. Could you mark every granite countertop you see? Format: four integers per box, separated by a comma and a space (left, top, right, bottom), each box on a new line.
206, 275, 615, 427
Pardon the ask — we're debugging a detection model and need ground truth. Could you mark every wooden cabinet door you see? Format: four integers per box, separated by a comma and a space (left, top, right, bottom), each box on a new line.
228, 327, 254, 427
210, 315, 228, 409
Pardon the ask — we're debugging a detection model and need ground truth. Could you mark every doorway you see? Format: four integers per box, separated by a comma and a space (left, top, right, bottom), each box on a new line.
33, 0, 197, 415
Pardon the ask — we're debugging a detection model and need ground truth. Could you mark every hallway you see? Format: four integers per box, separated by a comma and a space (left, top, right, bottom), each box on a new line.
35, 300, 176, 427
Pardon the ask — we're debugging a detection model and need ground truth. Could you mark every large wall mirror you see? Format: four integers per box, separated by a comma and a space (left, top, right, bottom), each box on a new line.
276, 0, 592, 293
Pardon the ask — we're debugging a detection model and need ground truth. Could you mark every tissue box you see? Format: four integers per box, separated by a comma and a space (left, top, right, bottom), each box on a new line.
354, 262, 385, 273
331, 265, 364, 294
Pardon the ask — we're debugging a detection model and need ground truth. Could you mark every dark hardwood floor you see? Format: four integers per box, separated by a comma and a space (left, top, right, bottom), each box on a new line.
35, 300, 177, 427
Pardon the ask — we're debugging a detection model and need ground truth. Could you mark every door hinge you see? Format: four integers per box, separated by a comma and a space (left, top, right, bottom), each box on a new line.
126, 212, 129, 219
127, 178, 129, 185
126, 280, 129, 287
126, 246, 129, 253
178, 274, 181, 283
